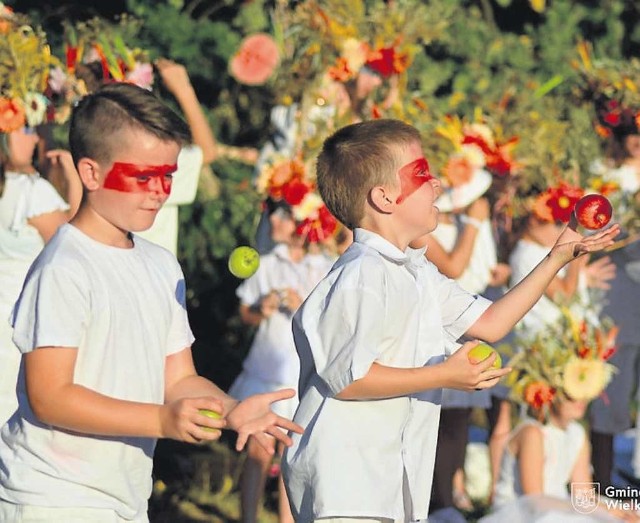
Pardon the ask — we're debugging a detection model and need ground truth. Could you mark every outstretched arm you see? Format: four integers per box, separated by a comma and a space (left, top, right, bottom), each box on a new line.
25, 346, 302, 453
156, 58, 217, 164
467, 218, 620, 342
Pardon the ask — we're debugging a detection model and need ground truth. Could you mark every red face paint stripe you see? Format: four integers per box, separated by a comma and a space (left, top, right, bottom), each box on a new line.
103, 162, 178, 195
396, 157, 434, 204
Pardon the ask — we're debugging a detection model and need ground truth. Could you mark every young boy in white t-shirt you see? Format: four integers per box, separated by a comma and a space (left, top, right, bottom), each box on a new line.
281, 119, 619, 523
0, 83, 302, 523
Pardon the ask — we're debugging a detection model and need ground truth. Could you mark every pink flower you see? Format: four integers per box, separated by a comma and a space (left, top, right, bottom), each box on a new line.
125, 62, 154, 90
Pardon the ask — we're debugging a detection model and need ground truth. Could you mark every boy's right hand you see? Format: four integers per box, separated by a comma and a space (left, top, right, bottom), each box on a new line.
160, 397, 227, 443
441, 340, 511, 391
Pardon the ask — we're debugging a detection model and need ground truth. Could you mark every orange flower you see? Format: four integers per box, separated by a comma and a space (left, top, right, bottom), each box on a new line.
524, 381, 555, 409
0, 98, 26, 132
444, 156, 473, 187
328, 57, 354, 82
229, 33, 280, 86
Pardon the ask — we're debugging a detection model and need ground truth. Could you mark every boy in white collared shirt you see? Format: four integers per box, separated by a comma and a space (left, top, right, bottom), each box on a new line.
281, 119, 619, 523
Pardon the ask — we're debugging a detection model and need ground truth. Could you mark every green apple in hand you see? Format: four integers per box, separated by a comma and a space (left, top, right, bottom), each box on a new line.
199, 409, 222, 432
228, 246, 260, 279
468, 343, 502, 370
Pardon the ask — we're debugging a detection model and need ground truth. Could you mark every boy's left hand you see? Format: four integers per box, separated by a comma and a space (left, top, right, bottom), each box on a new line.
227, 388, 304, 454
550, 215, 620, 264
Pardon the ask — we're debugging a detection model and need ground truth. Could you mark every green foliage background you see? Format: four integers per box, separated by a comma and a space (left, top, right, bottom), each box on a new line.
11, 0, 640, 519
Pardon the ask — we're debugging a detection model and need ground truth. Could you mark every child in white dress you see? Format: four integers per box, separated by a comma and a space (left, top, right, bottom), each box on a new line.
230, 196, 337, 523
0, 128, 80, 426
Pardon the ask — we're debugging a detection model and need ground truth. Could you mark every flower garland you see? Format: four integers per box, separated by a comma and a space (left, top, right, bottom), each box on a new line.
256, 154, 337, 244
0, 4, 56, 132
506, 305, 617, 419
435, 113, 521, 183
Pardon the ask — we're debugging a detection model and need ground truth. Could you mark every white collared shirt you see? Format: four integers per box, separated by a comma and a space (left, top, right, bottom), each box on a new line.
282, 228, 491, 522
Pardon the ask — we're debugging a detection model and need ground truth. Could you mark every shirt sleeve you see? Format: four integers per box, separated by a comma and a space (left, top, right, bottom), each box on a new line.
25, 177, 70, 219
11, 263, 89, 352
165, 271, 196, 356
297, 265, 387, 395
433, 268, 492, 342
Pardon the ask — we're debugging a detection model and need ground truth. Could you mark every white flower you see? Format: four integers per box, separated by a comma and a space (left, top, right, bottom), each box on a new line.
563, 357, 614, 401
24, 92, 48, 127
125, 62, 154, 90
460, 143, 486, 168
341, 38, 368, 73
293, 191, 323, 221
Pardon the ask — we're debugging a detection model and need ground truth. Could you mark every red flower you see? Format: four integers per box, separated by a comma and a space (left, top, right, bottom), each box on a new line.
524, 382, 556, 410
533, 183, 584, 223
282, 178, 311, 206
365, 46, 408, 78
296, 205, 338, 243
603, 111, 620, 126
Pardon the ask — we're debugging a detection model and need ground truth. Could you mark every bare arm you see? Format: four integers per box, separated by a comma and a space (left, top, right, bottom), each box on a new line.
570, 436, 592, 484
336, 341, 510, 400
239, 291, 280, 327
24, 347, 223, 442
421, 226, 479, 278
517, 424, 545, 494
467, 219, 620, 342
156, 58, 217, 164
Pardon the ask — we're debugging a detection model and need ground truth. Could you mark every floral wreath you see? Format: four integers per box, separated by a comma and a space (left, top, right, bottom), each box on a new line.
573, 40, 640, 140
505, 305, 617, 420
0, 4, 58, 132
63, 16, 153, 90
255, 154, 338, 243
435, 113, 521, 184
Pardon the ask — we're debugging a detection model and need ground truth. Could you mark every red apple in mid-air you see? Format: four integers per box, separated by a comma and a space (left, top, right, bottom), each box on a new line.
468, 343, 502, 370
574, 194, 613, 230
228, 246, 260, 279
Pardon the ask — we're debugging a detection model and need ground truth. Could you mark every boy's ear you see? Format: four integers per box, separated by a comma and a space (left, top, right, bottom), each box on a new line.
76, 158, 102, 191
369, 186, 395, 214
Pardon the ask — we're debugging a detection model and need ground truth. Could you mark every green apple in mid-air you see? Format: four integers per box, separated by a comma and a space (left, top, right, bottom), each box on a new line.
228, 246, 260, 279
468, 343, 502, 370
199, 409, 222, 432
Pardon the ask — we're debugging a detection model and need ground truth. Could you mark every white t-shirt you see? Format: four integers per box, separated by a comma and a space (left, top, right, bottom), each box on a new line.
0, 224, 194, 519
282, 228, 491, 522
137, 145, 203, 255
235, 243, 334, 386
0, 171, 69, 426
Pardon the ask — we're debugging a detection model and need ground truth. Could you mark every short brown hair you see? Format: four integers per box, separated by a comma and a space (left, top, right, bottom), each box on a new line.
316, 119, 421, 229
69, 83, 191, 167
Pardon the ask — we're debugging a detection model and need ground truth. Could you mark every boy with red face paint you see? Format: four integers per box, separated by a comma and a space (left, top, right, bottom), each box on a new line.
281, 119, 620, 523
0, 83, 303, 523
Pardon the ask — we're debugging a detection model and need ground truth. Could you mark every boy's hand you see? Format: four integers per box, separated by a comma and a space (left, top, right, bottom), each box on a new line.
550, 216, 620, 265
160, 397, 227, 443
226, 388, 304, 454
442, 341, 511, 391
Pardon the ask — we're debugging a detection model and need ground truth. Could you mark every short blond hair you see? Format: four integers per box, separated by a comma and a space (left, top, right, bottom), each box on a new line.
316, 119, 421, 229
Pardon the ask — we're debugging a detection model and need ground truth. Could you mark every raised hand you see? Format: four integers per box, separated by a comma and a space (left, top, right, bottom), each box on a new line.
551, 214, 620, 264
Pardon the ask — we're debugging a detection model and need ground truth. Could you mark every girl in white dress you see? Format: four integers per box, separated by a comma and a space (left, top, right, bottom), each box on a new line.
0, 127, 80, 425
480, 305, 637, 522
230, 195, 338, 523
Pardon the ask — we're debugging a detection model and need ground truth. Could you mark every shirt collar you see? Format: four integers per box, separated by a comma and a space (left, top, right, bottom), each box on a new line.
353, 228, 427, 268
